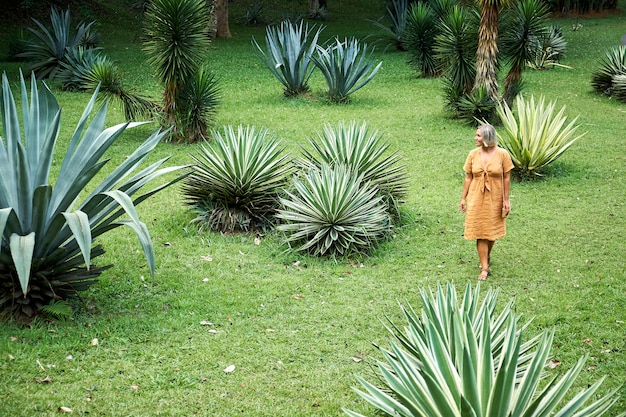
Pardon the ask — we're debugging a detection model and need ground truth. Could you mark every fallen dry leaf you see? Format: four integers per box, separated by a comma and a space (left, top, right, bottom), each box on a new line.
66, 355, 73, 360
208, 329, 218, 334
351, 356, 363, 363
11, 336, 18, 342
548, 359, 561, 369
91, 338, 98, 346
588, 365, 597, 371
254, 237, 261, 245
8, 354, 14, 360
200, 255, 213, 262
293, 295, 304, 299
224, 365, 236, 374
58, 406, 73, 413
202, 278, 209, 282
200, 321, 214, 326
266, 329, 276, 333
36, 375, 52, 383
131, 385, 140, 391
583, 338, 592, 344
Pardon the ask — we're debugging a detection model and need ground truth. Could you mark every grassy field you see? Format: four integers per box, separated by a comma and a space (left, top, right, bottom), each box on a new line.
0, 1, 625, 416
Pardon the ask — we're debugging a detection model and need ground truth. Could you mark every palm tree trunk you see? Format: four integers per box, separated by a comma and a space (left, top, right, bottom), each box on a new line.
474, 4, 500, 101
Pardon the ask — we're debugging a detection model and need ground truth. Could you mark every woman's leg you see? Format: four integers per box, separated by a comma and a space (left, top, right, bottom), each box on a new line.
487, 240, 495, 266
476, 239, 490, 280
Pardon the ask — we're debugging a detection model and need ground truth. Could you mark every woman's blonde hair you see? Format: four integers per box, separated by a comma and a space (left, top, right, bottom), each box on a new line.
478, 124, 497, 147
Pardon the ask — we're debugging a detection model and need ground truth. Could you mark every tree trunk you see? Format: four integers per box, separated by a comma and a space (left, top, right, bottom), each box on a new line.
474, 4, 500, 101
215, 0, 231, 39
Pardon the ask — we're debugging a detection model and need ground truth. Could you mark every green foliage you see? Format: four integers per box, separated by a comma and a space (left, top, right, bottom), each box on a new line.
299, 121, 407, 211
143, 0, 214, 141
40, 299, 73, 321
403, 2, 440, 78
371, 0, 410, 51
18, 7, 100, 80
252, 20, 322, 97
0, 72, 188, 321
178, 66, 221, 143
238, 1, 267, 26
456, 86, 497, 125
496, 95, 585, 178
525, 25, 568, 70
57, 47, 158, 121
613, 74, 626, 103
313, 38, 382, 103
345, 282, 624, 417
183, 125, 292, 233
591, 45, 626, 97
277, 164, 391, 257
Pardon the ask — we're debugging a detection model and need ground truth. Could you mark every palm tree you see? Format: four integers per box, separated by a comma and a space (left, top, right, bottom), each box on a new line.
473, 0, 510, 101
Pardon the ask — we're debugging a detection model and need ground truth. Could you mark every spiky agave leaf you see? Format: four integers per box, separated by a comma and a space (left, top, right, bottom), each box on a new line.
183, 125, 292, 232
277, 164, 391, 256
591, 45, 626, 96
0, 71, 189, 320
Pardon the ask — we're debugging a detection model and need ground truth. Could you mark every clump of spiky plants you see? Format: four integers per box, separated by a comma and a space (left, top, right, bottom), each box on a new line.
276, 164, 392, 257
299, 121, 407, 216
344, 282, 624, 417
183, 125, 292, 233
0, 71, 188, 322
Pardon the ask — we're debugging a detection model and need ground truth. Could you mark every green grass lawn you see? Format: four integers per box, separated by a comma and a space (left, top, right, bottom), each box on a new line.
0, 1, 625, 416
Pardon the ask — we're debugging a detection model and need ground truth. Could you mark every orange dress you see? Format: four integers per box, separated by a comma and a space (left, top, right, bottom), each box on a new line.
463, 147, 514, 241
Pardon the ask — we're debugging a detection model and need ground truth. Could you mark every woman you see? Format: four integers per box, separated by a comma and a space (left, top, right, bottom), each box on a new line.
460, 124, 514, 280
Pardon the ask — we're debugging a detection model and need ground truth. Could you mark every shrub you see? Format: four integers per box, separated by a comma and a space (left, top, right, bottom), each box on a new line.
525, 25, 568, 70
591, 45, 626, 97
253, 21, 322, 97
0, 72, 188, 321
277, 164, 391, 257
371, 0, 410, 51
19, 7, 100, 80
57, 47, 158, 121
178, 66, 221, 143
496, 95, 585, 178
313, 38, 382, 103
403, 2, 440, 77
344, 282, 624, 417
299, 121, 407, 213
183, 125, 292, 233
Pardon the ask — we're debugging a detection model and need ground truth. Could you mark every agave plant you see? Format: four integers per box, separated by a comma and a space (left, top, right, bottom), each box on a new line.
313, 38, 382, 103
344, 282, 625, 417
613, 74, 626, 103
252, 20, 322, 97
57, 47, 158, 121
299, 121, 407, 213
497, 95, 585, 177
276, 164, 391, 257
403, 2, 440, 78
19, 7, 100, 80
371, 0, 410, 51
0, 72, 188, 321
525, 25, 568, 70
591, 45, 626, 97
183, 125, 292, 233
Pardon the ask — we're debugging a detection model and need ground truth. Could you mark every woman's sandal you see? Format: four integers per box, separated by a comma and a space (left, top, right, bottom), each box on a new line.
478, 268, 491, 281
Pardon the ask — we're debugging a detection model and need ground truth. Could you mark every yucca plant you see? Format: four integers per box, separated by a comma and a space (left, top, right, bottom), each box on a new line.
178, 65, 221, 143
497, 95, 585, 178
403, 2, 440, 77
183, 125, 292, 233
143, 0, 212, 138
57, 47, 158, 121
525, 25, 568, 70
591, 45, 626, 96
276, 164, 391, 257
313, 38, 382, 103
344, 282, 625, 417
18, 7, 100, 80
299, 121, 407, 214
613, 74, 626, 103
252, 20, 322, 97
0, 72, 188, 321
